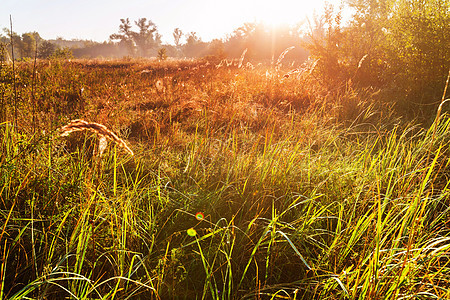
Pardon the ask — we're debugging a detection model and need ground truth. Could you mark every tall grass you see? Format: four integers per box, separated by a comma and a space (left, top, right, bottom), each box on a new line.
1, 58, 449, 299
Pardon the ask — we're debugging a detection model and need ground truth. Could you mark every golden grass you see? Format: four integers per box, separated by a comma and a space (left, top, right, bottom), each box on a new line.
238, 48, 248, 69
60, 119, 134, 156
275, 46, 295, 71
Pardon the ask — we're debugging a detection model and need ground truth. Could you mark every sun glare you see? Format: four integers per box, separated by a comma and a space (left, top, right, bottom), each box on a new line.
247, 0, 340, 29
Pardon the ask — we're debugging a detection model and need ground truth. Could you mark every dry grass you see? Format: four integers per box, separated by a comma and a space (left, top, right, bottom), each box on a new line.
60, 119, 134, 156
275, 46, 295, 71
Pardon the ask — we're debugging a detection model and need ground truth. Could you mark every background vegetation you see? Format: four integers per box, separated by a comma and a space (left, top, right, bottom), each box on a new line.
1, 0, 449, 299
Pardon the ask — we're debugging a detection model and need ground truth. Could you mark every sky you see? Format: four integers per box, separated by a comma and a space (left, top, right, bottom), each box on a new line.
1, 0, 345, 44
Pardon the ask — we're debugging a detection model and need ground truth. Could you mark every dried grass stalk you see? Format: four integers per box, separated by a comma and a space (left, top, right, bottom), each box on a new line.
357, 54, 369, 69
276, 46, 295, 71
60, 119, 134, 156
238, 48, 248, 69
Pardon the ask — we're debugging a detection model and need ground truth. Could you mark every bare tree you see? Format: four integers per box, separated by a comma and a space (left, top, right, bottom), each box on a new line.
173, 28, 183, 48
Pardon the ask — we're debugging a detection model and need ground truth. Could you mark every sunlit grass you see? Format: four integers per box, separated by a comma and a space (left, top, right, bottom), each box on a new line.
1, 58, 449, 299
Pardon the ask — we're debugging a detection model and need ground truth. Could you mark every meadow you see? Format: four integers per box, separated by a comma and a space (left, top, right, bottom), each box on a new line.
1, 57, 450, 299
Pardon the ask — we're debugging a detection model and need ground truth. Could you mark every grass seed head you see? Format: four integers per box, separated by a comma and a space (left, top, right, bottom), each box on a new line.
276, 46, 295, 71
238, 48, 248, 69
60, 119, 134, 156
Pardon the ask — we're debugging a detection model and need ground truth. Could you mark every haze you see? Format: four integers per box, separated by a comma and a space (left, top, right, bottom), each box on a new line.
1, 0, 343, 44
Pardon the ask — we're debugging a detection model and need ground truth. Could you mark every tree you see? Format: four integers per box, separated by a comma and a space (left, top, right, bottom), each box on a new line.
183, 32, 208, 58
1, 29, 44, 60
110, 18, 137, 55
38, 41, 56, 58
110, 18, 161, 57
173, 28, 183, 48
133, 18, 160, 56
234, 22, 257, 39
206, 39, 225, 61
344, 0, 449, 106
52, 47, 73, 59
2, 28, 22, 59
184, 32, 197, 57
0, 42, 9, 62
21, 33, 36, 58
303, 3, 349, 88
342, 0, 393, 86
304, 0, 450, 117
386, 0, 450, 106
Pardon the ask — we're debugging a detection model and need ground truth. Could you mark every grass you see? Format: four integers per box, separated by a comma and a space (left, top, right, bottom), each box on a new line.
1, 57, 450, 299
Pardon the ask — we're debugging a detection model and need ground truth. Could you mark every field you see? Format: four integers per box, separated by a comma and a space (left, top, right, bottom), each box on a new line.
1, 57, 450, 299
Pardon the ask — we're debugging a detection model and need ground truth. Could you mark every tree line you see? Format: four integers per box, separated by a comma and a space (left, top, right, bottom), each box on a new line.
0, 17, 309, 62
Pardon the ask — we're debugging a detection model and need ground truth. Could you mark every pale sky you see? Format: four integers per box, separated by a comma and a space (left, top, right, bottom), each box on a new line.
1, 0, 345, 44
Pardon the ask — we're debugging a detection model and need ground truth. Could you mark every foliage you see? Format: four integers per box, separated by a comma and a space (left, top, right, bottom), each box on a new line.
52, 47, 74, 59
182, 31, 208, 58
2, 19, 309, 61
305, 0, 450, 118
20, 33, 36, 58
303, 3, 347, 88
71, 41, 128, 58
0, 29, 41, 60
38, 40, 56, 59
204, 39, 226, 62
386, 0, 450, 109
0, 42, 9, 62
